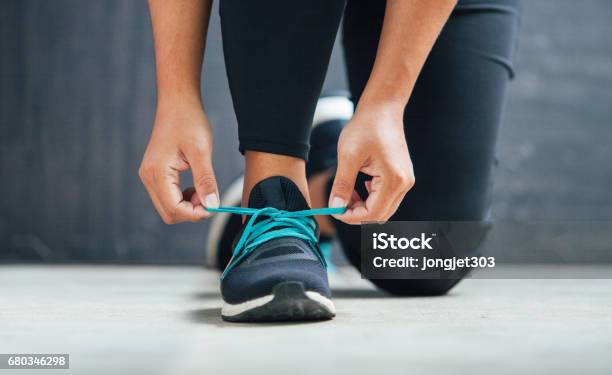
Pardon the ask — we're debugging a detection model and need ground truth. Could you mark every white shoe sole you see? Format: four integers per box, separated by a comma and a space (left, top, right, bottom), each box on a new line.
221, 282, 336, 322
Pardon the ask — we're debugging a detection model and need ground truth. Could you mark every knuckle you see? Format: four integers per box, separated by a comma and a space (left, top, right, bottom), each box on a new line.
148, 168, 162, 183
141, 163, 165, 183
333, 179, 354, 195
164, 206, 182, 225
396, 173, 410, 187
405, 175, 416, 189
138, 163, 152, 182
191, 142, 209, 155
171, 211, 182, 224
390, 168, 414, 189
397, 173, 415, 191
186, 139, 212, 155
339, 144, 360, 160
195, 174, 217, 192
388, 166, 402, 179
161, 214, 176, 225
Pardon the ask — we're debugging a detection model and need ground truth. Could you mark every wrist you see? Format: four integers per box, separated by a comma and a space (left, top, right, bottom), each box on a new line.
156, 91, 204, 112
354, 97, 405, 120
357, 62, 416, 116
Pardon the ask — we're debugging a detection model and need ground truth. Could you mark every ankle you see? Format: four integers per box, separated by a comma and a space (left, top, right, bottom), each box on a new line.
243, 151, 310, 206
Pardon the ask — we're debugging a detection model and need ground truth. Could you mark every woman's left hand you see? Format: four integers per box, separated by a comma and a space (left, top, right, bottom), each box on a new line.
329, 103, 415, 225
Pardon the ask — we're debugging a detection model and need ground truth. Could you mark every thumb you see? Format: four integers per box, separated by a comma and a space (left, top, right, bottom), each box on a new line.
329, 151, 361, 209
185, 147, 219, 209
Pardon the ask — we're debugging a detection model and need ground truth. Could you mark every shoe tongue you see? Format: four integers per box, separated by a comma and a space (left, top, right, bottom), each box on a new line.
248, 176, 309, 211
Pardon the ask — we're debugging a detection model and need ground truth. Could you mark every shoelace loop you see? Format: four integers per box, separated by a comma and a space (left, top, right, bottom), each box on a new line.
206, 206, 346, 278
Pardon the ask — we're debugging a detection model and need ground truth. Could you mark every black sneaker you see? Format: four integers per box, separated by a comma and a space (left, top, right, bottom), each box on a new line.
205, 94, 353, 271
220, 176, 335, 322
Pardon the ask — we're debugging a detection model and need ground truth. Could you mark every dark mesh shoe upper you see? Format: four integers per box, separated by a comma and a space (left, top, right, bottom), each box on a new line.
220, 176, 331, 304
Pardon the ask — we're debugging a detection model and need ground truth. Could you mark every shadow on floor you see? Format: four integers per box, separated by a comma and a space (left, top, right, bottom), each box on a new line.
187, 287, 459, 325
187, 307, 332, 327
192, 288, 390, 300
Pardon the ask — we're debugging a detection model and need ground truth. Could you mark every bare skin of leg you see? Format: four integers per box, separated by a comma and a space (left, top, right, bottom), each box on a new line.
242, 151, 311, 207
243, 150, 336, 237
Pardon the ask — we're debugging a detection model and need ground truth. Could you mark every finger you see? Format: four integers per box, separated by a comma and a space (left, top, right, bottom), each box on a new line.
184, 145, 219, 210
367, 166, 414, 222
329, 149, 362, 213
385, 177, 412, 220
339, 168, 404, 224
384, 165, 415, 220
337, 177, 389, 224
184, 187, 210, 219
183, 187, 202, 206
330, 190, 364, 225
155, 167, 208, 223
140, 163, 176, 221
142, 179, 168, 221
342, 192, 368, 225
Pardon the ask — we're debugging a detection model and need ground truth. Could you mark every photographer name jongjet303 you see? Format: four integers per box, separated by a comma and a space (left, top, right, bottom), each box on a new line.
370, 232, 495, 271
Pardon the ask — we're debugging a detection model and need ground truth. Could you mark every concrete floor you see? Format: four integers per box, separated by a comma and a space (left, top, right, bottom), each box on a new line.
1, 266, 611, 375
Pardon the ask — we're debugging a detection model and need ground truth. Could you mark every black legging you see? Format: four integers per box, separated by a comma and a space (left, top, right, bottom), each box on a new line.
220, 0, 520, 295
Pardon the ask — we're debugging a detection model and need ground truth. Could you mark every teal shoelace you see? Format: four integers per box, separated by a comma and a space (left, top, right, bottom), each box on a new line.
206, 206, 346, 279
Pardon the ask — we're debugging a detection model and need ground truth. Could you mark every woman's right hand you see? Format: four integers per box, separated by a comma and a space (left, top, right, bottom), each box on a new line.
139, 98, 219, 224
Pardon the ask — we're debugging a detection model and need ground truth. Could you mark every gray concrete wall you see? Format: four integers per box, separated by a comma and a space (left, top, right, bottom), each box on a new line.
1, 0, 611, 263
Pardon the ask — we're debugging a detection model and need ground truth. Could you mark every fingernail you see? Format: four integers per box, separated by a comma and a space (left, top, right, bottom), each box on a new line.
329, 197, 346, 209
204, 193, 220, 209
